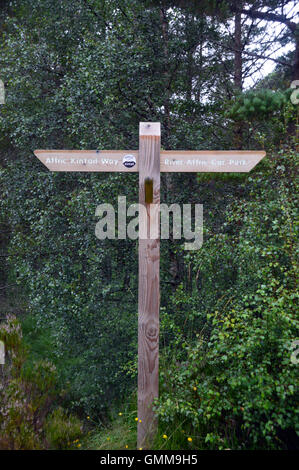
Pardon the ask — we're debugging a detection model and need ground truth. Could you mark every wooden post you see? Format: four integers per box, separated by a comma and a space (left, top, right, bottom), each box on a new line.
137, 122, 161, 449
34, 123, 266, 451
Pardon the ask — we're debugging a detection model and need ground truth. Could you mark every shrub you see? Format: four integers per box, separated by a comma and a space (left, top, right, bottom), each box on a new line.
156, 149, 299, 449
45, 407, 83, 449
0, 315, 83, 449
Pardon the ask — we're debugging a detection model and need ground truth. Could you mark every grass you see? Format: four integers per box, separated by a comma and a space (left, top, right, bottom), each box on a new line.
83, 417, 137, 450
81, 409, 199, 451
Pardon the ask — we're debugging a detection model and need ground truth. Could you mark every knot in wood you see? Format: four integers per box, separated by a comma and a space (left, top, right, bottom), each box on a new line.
146, 324, 158, 339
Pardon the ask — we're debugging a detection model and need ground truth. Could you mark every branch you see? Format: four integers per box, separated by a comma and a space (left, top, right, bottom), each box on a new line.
241, 48, 292, 68
216, 39, 292, 68
239, 7, 297, 35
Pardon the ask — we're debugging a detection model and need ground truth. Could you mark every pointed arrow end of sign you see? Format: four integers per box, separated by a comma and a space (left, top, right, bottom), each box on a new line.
250, 150, 266, 171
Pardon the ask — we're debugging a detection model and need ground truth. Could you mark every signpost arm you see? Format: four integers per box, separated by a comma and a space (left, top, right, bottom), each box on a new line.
137, 122, 161, 449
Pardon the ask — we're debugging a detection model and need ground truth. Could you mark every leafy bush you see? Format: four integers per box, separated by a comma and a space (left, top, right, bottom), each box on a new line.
156, 149, 299, 449
0, 315, 57, 449
0, 163, 139, 416
0, 315, 83, 449
226, 89, 290, 121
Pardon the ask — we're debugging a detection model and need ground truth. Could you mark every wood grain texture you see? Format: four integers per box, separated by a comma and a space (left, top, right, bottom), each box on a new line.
137, 123, 161, 449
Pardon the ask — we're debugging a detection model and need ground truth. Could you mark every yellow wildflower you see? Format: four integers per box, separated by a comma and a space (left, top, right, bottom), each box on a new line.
187, 437, 192, 442
163, 434, 167, 439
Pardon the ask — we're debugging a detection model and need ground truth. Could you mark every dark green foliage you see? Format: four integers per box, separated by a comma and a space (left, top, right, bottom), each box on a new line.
156, 149, 299, 449
0, 165, 139, 415
0, 0, 298, 450
227, 89, 289, 120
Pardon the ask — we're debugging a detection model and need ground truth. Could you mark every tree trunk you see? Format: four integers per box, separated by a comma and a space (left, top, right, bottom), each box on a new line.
160, 7, 171, 143
234, 9, 242, 91
294, 33, 299, 81
233, 7, 243, 150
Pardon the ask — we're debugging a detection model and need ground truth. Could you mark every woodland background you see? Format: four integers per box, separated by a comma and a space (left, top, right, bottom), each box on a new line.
0, 0, 298, 450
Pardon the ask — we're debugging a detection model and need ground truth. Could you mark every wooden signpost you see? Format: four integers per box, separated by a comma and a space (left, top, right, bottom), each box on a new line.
34, 122, 265, 449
